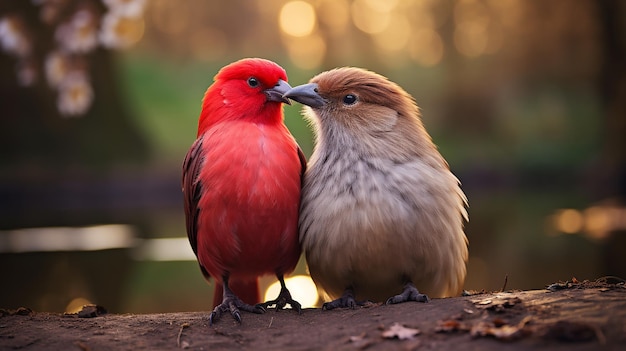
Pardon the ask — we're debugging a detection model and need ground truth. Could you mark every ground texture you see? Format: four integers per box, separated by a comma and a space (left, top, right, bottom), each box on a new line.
1, 278, 625, 350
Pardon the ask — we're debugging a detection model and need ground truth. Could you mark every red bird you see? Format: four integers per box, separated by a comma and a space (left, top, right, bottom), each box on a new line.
182, 58, 305, 324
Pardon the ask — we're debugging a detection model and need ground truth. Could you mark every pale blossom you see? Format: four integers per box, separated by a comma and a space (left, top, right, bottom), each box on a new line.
57, 71, 94, 117
102, 0, 146, 17
45, 51, 70, 87
0, 16, 31, 57
99, 11, 144, 49
33, 0, 68, 25
55, 10, 98, 53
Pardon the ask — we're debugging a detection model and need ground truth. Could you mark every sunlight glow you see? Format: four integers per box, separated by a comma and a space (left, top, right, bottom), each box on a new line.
363, 0, 399, 13
454, 20, 488, 58
132, 237, 196, 261
583, 206, 613, 240
264, 275, 318, 308
553, 209, 584, 234
550, 205, 626, 240
409, 28, 444, 67
0, 224, 135, 253
65, 297, 93, 313
351, 0, 391, 34
279, 1, 316, 37
283, 33, 326, 70
317, 0, 350, 34
453, 0, 490, 58
372, 14, 411, 52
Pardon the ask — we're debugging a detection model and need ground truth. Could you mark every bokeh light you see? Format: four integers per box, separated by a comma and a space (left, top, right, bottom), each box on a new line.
65, 297, 92, 313
371, 13, 411, 52
553, 209, 584, 234
584, 206, 612, 240
264, 275, 319, 309
351, 0, 391, 34
282, 33, 326, 70
279, 1, 316, 37
317, 0, 350, 35
409, 28, 444, 67
453, 0, 490, 58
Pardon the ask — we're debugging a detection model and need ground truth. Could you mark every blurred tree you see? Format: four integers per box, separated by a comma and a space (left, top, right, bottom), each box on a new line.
0, 1, 151, 229
595, 0, 626, 280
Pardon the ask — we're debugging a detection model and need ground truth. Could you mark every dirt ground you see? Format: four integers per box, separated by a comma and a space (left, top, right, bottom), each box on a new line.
1, 278, 625, 350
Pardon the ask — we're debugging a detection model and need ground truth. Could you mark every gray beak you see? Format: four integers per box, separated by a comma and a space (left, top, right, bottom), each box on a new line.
283, 83, 326, 108
265, 79, 292, 105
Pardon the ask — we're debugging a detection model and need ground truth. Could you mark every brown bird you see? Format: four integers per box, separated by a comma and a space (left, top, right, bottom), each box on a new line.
284, 67, 468, 309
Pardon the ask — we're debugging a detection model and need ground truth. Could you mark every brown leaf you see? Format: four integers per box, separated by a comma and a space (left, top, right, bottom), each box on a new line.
474, 295, 522, 312
435, 319, 470, 333
470, 316, 532, 341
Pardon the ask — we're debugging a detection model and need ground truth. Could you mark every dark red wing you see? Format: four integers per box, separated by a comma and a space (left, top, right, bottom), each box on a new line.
182, 136, 209, 277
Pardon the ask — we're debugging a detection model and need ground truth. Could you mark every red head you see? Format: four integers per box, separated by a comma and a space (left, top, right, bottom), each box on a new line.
197, 58, 291, 136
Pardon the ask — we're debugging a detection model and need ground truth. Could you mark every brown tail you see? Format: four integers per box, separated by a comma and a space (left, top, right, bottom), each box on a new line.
212, 279, 260, 307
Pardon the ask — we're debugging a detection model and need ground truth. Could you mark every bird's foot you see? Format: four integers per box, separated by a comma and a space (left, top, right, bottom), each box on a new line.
322, 287, 370, 310
385, 282, 430, 304
257, 286, 302, 313
209, 295, 265, 325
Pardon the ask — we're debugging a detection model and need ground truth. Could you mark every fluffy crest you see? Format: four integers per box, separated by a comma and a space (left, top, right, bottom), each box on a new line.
311, 67, 419, 123
197, 58, 288, 136
215, 58, 287, 87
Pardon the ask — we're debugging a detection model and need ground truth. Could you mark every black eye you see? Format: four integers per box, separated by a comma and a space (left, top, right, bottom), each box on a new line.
343, 94, 357, 105
247, 77, 259, 88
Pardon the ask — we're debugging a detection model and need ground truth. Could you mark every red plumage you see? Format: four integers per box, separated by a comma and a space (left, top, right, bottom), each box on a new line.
182, 58, 305, 324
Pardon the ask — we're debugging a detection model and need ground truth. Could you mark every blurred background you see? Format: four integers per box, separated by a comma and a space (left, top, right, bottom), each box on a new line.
1, 0, 625, 314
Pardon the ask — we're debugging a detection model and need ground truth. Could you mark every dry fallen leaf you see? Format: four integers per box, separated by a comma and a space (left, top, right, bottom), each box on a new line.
474, 296, 522, 312
470, 316, 532, 342
381, 323, 421, 340
489, 325, 524, 340
435, 319, 468, 333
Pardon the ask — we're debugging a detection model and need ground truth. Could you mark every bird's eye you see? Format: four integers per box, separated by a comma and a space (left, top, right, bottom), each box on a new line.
343, 94, 357, 105
247, 77, 259, 88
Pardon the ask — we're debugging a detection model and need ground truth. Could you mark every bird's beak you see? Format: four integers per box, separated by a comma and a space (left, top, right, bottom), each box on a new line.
283, 83, 326, 108
265, 79, 292, 105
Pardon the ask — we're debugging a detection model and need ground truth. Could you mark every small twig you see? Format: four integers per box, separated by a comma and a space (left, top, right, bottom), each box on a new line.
75, 341, 90, 351
268, 316, 274, 328
501, 274, 509, 292
177, 323, 190, 348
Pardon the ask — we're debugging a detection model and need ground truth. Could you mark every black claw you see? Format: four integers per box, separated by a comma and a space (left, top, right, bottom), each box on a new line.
291, 300, 302, 314
209, 309, 220, 326
258, 275, 302, 313
210, 297, 265, 325
253, 304, 267, 313
323, 287, 369, 310
210, 277, 265, 325
258, 286, 301, 312
386, 282, 430, 305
